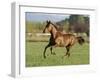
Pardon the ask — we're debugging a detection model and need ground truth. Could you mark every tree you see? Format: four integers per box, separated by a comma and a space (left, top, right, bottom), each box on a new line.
68, 15, 90, 36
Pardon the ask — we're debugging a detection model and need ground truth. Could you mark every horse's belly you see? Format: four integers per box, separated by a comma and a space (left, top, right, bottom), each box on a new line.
58, 44, 65, 47
55, 37, 66, 47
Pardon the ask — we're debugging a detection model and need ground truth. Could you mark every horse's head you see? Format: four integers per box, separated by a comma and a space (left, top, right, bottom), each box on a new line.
43, 20, 52, 33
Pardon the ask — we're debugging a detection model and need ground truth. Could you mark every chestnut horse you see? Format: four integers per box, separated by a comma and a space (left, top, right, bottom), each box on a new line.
43, 20, 85, 58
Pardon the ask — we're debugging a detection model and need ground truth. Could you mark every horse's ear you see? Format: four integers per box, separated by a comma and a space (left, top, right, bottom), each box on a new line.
48, 20, 50, 23
46, 20, 49, 23
46, 20, 51, 23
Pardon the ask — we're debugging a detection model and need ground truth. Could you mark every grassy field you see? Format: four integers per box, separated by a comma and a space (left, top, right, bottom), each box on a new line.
25, 41, 89, 67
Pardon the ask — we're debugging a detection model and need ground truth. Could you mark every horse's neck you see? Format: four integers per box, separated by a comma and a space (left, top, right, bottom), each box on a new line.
50, 25, 58, 39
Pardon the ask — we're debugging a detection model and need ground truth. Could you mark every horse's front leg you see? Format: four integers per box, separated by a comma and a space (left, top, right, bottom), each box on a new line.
50, 47, 56, 55
43, 44, 51, 58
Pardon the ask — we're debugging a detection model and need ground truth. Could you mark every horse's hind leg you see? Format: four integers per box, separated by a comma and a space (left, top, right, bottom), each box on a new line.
50, 47, 56, 55
65, 46, 70, 57
43, 44, 51, 58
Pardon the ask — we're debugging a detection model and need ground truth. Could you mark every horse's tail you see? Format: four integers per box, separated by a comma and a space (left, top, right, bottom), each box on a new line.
76, 36, 85, 45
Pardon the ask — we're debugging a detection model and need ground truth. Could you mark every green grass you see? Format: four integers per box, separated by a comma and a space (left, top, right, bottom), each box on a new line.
25, 42, 89, 67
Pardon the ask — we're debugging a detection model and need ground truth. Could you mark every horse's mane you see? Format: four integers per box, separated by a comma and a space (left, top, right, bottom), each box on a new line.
50, 22, 59, 30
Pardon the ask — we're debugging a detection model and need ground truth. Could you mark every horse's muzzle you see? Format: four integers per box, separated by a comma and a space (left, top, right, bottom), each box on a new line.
43, 30, 45, 33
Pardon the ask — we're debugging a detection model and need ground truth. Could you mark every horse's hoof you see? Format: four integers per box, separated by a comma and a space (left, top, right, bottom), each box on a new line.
62, 54, 69, 59
52, 52, 56, 55
43, 56, 46, 59
68, 54, 70, 57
